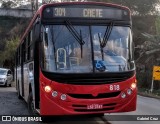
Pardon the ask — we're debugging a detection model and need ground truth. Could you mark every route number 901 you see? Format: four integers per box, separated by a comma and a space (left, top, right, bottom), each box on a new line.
109, 85, 120, 91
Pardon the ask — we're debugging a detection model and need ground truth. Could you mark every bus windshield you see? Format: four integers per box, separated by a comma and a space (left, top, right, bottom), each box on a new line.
41, 25, 133, 73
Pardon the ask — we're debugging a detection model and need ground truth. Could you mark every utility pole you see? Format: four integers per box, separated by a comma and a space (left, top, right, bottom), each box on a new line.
36, 0, 38, 11
31, 0, 34, 15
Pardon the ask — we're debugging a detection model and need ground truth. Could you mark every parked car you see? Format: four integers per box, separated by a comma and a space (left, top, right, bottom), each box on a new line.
0, 68, 13, 87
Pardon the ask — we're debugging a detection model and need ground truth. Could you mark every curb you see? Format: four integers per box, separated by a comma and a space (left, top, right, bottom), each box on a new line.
138, 92, 160, 99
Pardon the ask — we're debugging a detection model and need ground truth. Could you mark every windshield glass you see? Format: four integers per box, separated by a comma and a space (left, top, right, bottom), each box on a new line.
0, 69, 7, 75
42, 25, 92, 73
41, 25, 134, 73
92, 26, 131, 72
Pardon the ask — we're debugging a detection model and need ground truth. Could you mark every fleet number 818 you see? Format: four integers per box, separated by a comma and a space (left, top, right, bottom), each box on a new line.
109, 85, 120, 91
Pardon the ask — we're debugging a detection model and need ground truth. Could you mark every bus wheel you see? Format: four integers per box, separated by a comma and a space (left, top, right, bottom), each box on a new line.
28, 92, 37, 115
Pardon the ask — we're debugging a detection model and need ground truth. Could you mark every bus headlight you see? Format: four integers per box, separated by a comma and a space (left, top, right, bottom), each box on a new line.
131, 83, 136, 89
44, 86, 52, 93
127, 89, 132, 95
121, 92, 126, 98
61, 94, 67, 100
52, 91, 58, 97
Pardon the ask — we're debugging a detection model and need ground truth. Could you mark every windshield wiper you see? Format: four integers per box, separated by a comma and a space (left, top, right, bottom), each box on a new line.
99, 21, 114, 48
98, 21, 114, 60
65, 20, 85, 58
65, 20, 85, 45
98, 33, 104, 60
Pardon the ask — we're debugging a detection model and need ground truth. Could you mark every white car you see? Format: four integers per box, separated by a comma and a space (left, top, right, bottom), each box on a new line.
0, 68, 13, 87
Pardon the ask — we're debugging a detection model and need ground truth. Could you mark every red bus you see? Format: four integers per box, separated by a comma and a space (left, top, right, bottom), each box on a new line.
15, 2, 137, 116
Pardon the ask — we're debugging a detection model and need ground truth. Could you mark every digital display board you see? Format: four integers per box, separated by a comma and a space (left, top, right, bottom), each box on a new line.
42, 5, 130, 20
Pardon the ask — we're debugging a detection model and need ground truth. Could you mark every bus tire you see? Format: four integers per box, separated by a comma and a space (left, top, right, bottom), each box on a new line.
28, 92, 37, 115
9, 83, 11, 87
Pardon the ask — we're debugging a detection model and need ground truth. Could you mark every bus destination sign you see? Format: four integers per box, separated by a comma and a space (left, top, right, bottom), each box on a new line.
42, 5, 130, 20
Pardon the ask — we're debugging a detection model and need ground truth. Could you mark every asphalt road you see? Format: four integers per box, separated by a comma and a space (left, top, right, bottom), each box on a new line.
0, 86, 160, 124
106, 95, 160, 124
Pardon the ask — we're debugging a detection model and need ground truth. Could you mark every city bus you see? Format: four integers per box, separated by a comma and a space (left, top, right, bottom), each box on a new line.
15, 2, 137, 116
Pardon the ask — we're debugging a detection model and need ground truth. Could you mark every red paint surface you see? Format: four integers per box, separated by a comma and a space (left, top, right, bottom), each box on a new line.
40, 71, 137, 115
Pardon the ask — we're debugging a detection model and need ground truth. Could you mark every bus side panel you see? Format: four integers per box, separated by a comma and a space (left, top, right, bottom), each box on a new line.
17, 66, 22, 96
23, 63, 29, 102
23, 61, 34, 102
14, 67, 17, 89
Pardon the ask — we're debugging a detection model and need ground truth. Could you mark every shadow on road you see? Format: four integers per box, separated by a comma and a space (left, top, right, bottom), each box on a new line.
41, 115, 110, 124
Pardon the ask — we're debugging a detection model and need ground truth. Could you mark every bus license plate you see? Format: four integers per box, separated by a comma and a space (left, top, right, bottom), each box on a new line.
87, 104, 103, 109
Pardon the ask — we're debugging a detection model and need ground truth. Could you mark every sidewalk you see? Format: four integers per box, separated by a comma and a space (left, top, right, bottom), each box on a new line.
138, 92, 160, 99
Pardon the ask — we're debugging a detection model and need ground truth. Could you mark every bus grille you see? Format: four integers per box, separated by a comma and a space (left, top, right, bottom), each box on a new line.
65, 77, 128, 84
67, 91, 120, 99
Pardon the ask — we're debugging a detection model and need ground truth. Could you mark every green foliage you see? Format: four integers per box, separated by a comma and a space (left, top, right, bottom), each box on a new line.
0, 37, 19, 67
1, 0, 17, 8
0, 16, 30, 67
137, 71, 152, 88
87, 0, 159, 15
140, 16, 160, 52
135, 16, 160, 90
0, 16, 27, 51
155, 17, 160, 35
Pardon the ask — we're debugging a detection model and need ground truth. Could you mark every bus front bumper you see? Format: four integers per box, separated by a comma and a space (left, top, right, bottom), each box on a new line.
40, 76, 137, 115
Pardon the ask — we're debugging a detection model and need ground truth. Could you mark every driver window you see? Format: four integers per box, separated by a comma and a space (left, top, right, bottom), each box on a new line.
43, 26, 56, 71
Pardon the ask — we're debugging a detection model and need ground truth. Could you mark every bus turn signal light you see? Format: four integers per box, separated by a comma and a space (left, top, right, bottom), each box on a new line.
131, 83, 136, 89
44, 86, 52, 93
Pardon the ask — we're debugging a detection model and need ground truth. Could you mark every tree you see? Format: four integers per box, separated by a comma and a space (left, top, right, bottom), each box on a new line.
87, 0, 160, 16
134, 17, 160, 90
1, 0, 17, 8
0, 37, 19, 68
0, 16, 30, 67
41, 0, 86, 3
0, 0, 30, 8
136, 16, 160, 62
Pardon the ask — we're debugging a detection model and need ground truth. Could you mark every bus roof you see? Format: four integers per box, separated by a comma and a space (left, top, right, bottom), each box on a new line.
18, 2, 131, 49
40, 2, 131, 13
